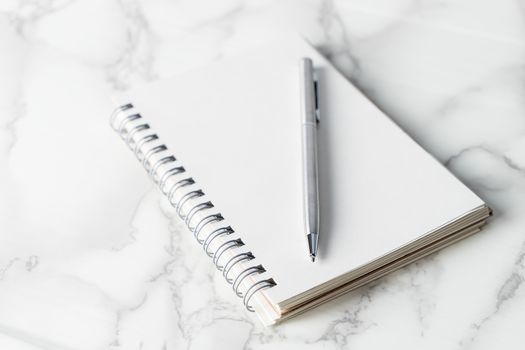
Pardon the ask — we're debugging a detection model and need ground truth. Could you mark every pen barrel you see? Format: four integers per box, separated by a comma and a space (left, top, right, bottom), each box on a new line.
299, 58, 318, 124
299, 58, 320, 237
301, 123, 320, 235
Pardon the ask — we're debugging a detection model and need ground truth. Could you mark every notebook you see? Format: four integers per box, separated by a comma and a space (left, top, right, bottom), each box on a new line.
109, 37, 491, 325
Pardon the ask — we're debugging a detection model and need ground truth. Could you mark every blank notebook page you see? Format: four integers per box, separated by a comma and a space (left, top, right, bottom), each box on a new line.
118, 38, 484, 306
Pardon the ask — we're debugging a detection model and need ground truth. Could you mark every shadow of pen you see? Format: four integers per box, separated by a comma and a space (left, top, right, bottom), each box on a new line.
315, 66, 343, 260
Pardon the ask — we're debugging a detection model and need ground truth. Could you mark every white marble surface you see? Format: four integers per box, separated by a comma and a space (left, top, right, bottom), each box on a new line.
1, 0, 524, 349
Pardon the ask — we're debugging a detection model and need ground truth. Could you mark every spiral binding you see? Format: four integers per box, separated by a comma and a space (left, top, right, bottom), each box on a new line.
110, 103, 276, 312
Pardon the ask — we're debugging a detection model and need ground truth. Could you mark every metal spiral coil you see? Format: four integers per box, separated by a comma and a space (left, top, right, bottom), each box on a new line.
223, 252, 255, 283
134, 134, 159, 160
243, 279, 277, 312
233, 265, 266, 297
212, 238, 244, 271
176, 189, 204, 218
167, 178, 195, 205
151, 157, 178, 183
110, 103, 276, 312
185, 201, 214, 228
203, 226, 234, 257
159, 166, 186, 193
193, 214, 224, 243
126, 123, 150, 149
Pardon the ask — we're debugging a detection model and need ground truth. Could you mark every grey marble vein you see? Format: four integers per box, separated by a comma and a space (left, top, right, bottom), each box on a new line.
105, 0, 157, 91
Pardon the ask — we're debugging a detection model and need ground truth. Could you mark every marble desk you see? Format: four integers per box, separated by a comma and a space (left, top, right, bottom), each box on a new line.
1, 0, 524, 349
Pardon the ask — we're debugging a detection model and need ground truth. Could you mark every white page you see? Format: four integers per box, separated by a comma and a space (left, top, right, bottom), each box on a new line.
118, 37, 484, 306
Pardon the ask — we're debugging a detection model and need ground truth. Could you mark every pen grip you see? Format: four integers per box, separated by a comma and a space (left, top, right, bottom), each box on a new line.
301, 123, 320, 235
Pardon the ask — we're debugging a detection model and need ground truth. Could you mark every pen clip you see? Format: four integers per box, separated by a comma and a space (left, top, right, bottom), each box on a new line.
313, 79, 320, 123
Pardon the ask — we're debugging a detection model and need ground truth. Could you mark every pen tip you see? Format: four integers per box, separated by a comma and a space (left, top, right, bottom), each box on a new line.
307, 233, 318, 263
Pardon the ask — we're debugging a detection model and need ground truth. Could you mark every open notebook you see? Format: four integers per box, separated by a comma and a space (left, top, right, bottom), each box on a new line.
110, 37, 491, 325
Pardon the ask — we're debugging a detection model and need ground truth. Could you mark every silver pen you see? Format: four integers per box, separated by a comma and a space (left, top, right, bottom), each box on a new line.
299, 57, 320, 262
